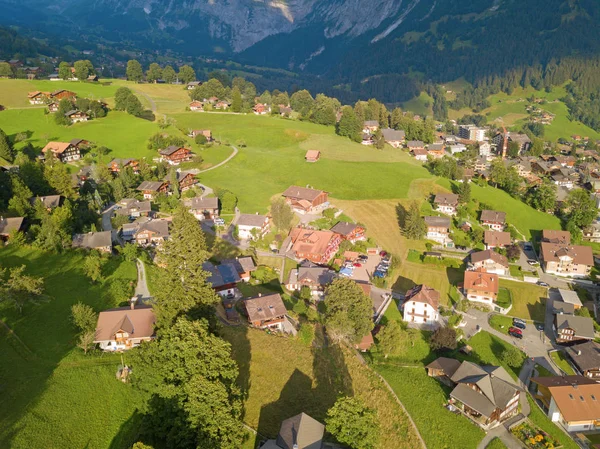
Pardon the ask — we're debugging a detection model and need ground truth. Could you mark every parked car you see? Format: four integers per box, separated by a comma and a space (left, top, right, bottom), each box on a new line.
508, 327, 523, 339
353, 262, 362, 267
523, 243, 533, 250
537, 281, 549, 287
513, 318, 527, 326
373, 270, 386, 278
214, 218, 225, 226
535, 323, 544, 331
358, 255, 368, 262
380, 250, 388, 257
512, 321, 526, 330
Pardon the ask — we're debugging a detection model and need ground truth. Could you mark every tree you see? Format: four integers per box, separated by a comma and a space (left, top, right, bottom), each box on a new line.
58, 61, 71, 80
429, 326, 457, 351
0, 127, 15, 161
131, 317, 244, 448
499, 346, 524, 368
126, 93, 144, 117
290, 90, 314, 117
507, 141, 520, 158
190, 79, 225, 102
270, 198, 294, 231
8, 175, 33, 217
564, 189, 596, 228
217, 190, 237, 214
162, 65, 176, 83
126, 60, 143, 82
71, 302, 97, 332
457, 181, 471, 204
324, 278, 373, 343
337, 106, 362, 142
45, 159, 75, 198
576, 306, 591, 318
195, 134, 208, 145
527, 180, 556, 212
374, 129, 385, 149
77, 331, 96, 354
231, 86, 242, 113
73, 59, 94, 80
83, 251, 105, 283
115, 87, 132, 110
506, 244, 520, 262
0, 265, 45, 313
119, 243, 140, 262
54, 98, 73, 126
377, 320, 404, 358
326, 396, 379, 449
146, 63, 163, 83
152, 207, 218, 327
0, 62, 12, 78
178, 65, 196, 84
401, 202, 426, 240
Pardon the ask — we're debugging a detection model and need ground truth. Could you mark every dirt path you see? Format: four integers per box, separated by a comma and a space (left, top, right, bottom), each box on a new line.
197, 145, 239, 174
132, 88, 157, 113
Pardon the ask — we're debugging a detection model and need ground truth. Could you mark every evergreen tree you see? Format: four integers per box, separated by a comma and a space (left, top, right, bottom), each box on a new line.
126, 60, 143, 82
401, 202, 426, 240
457, 181, 471, 204
162, 65, 176, 84
153, 207, 218, 327
146, 63, 163, 83
178, 65, 196, 84
324, 278, 373, 344
0, 127, 15, 162
8, 175, 33, 217
231, 86, 242, 113
374, 129, 385, 149
0, 265, 45, 314
337, 106, 362, 143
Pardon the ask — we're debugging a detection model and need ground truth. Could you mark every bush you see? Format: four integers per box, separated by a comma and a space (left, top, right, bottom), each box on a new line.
195, 134, 208, 145
298, 323, 315, 345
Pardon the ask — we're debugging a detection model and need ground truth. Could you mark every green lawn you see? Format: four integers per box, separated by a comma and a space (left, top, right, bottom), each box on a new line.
499, 279, 546, 321
550, 351, 576, 375
462, 331, 526, 379
489, 314, 515, 333
496, 288, 512, 309
485, 437, 508, 449
374, 365, 485, 449
0, 246, 144, 449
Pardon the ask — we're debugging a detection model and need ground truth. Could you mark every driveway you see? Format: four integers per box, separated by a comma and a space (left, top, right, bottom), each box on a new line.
101, 203, 122, 245
351, 254, 381, 282
134, 259, 153, 304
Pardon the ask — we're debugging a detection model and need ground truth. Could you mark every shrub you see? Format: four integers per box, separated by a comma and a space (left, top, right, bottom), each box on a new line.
298, 323, 315, 345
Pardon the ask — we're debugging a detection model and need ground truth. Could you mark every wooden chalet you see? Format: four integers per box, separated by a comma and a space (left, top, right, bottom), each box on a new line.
174, 171, 198, 191
136, 181, 169, 199
159, 146, 193, 165
282, 186, 329, 214
65, 110, 89, 123
50, 89, 76, 100
108, 158, 139, 174
41, 141, 81, 162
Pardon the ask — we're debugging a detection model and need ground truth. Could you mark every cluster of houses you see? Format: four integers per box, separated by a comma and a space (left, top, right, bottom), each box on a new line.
28, 89, 98, 123
188, 96, 230, 112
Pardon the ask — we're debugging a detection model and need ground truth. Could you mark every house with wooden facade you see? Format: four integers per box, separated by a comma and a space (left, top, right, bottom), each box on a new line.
184, 196, 219, 220
108, 158, 139, 174
94, 304, 155, 351
555, 314, 595, 344
173, 171, 198, 192
50, 89, 76, 101
116, 198, 151, 218
28, 91, 49, 104
244, 293, 288, 331
282, 186, 329, 214
330, 221, 366, 243
565, 342, 600, 378
159, 146, 193, 165
288, 228, 342, 264
221, 257, 257, 282
133, 219, 170, 247
189, 129, 212, 141
381, 128, 406, 148
189, 101, 204, 111
72, 231, 112, 253
285, 261, 336, 297
0, 216, 24, 242
41, 141, 81, 162
203, 261, 241, 298
433, 193, 459, 216
136, 181, 169, 200
480, 210, 506, 231
64, 110, 89, 123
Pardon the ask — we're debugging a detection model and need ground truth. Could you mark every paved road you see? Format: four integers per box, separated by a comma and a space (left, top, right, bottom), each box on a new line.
134, 259, 153, 303
197, 145, 238, 174
101, 203, 122, 245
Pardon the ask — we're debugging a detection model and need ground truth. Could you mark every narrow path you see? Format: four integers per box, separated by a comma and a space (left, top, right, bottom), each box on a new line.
132, 88, 157, 113
134, 259, 152, 303
0, 319, 34, 356
197, 145, 239, 174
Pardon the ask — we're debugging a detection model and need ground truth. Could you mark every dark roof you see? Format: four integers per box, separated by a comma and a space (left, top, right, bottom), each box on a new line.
0, 216, 24, 235
202, 262, 241, 288
221, 256, 257, 274
330, 221, 359, 236
72, 231, 112, 249
451, 383, 496, 418
30, 195, 62, 209
381, 128, 405, 141
531, 375, 599, 388
237, 213, 268, 227
424, 216, 451, 227
470, 249, 509, 267
434, 193, 459, 206
480, 210, 506, 224
69, 138, 87, 146
407, 140, 425, 148
116, 199, 151, 215
426, 357, 462, 378
135, 220, 170, 238
551, 299, 575, 315
566, 342, 600, 373
275, 413, 325, 449
245, 294, 287, 322
287, 263, 335, 286
137, 181, 166, 192
159, 145, 185, 156
282, 186, 326, 201
556, 315, 595, 339
184, 196, 219, 210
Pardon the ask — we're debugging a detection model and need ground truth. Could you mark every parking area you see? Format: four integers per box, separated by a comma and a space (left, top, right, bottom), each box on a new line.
340, 253, 386, 282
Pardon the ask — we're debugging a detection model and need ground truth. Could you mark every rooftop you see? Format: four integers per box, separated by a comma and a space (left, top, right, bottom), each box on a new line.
245, 294, 287, 322
94, 305, 155, 342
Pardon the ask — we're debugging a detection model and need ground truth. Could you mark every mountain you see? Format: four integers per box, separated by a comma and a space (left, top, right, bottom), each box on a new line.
1, 0, 600, 96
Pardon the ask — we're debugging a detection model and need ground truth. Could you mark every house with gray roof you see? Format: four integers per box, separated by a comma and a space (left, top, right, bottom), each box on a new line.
381, 128, 406, 147
565, 341, 600, 378
260, 412, 324, 449
555, 314, 595, 344
72, 231, 112, 253
0, 216, 25, 241
221, 256, 257, 281
424, 216, 453, 247
285, 261, 336, 297
30, 195, 63, 210
203, 261, 241, 298
236, 213, 270, 240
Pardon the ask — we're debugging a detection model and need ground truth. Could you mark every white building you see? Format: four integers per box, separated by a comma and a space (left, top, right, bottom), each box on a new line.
237, 214, 270, 240
403, 285, 439, 325
479, 142, 492, 158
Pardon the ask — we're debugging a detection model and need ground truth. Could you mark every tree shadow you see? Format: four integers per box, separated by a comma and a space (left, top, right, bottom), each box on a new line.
108, 410, 144, 449
392, 274, 413, 293
395, 203, 407, 229
139, 111, 155, 122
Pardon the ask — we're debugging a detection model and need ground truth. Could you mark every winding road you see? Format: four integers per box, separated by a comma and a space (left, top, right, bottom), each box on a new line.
197, 145, 239, 174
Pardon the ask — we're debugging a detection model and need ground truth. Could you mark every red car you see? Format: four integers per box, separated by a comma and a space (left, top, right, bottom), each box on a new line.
508, 327, 523, 337
379, 251, 387, 257
353, 262, 362, 267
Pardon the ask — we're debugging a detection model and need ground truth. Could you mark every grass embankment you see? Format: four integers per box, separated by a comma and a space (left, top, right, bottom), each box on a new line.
485, 437, 508, 449
526, 396, 579, 449
221, 326, 421, 449
499, 279, 547, 321
0, 247, 143, 449
550, 351, 576, 375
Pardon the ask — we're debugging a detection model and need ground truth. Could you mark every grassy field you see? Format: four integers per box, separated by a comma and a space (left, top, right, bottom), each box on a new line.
463, 331, 526, 379
0, 247, 144, 449
485, 437, 508, 449
550, 351, 576, 375
499, 279, 547, 321
401, 91, 434, 117
112, 80, 191, 115
221, 326, 421, 449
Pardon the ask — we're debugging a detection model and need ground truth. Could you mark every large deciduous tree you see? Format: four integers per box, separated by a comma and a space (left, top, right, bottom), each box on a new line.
146, 63, 163, 83
326, 396, 379, 449
564, 188, 596, 228
270, 198, 294, 231
162, 65, 176, 84
126, 60, 143, 82
178, 65, 196, 84
0, 265, 45, 313
337, 106, 362, 142
324, 278, 373, 343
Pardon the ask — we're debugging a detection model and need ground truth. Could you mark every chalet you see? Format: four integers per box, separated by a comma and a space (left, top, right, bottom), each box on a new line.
187, 81, 202, 90
540, 242, 593, 277
47, 102, 59, 113
173, 171, 198, 191
64, 110, 89, 123
463, 269, 499, 306
0, 216, 24, 242
133, 219, 170, 247
122, 218, 150, 241
470, 250, 509, 276
531, 376, 600, 432
403, 284, 440, 326
87, 74, 99, 82
244, 293, 288, 331
203, 261, 241, 298
555, 315, 595, 344
136, 181, 169, 200
427, 143, 445, 159
206, 96, 218, 104
116, 199, 151, 218
279, 106, 293, 116
446, 360, 520, 428
424, 216, 453, 247
558, 289, 583, 310
253, 103, 270, 115
433, 193, 459, 216
288, 228, 342, 264
189, 129, 212, 141
412, 148, 428, 161
330, 222, 366, 243
189, 101, 204, 112
381, 128, 406, 148
72, 231, 112, 253
426, 357, 462, 379
50, 89, 76, 101
28, 91, 48, 104
94, 304, 155, 351
108, 158, 139, 174
285, 260, 335, 297
361, 133, 374, 146
282, 186, 329, 214
221, 257, 257, 282
480, 210, 506, 231
30, 195, 62, 210
159, 146, 193, 165
259, 413, 324, 449
407, 140, 425, 151
69, 138, 90, 150
542, 229, 571, 245
214, 100, 230, 110
305, 150, 320, 162
551, 168, 577, 189
565, 342, 600, 378
41, 141, 80, 162
363, 120, 379, 133
184, 196, 219, 220
237, 214, 270, 240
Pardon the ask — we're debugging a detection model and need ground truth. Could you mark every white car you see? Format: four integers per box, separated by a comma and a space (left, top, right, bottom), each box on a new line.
214, 218, 225, 226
